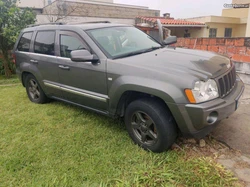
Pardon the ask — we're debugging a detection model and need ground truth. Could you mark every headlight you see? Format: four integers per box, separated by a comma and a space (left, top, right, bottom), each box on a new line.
185, 79, 219, 103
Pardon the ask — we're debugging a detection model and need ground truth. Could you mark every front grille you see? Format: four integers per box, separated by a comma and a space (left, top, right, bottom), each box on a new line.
217, 66, 236, 97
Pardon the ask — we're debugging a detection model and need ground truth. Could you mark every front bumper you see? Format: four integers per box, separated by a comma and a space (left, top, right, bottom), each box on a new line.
168, 76, 245, 138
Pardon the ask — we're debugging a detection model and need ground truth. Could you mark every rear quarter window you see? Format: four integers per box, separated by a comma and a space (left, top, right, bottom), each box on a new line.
17, 32, 33, 52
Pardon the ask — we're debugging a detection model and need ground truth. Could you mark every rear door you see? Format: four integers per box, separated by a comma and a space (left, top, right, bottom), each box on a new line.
56, 31, 108, 112
29, 30, 62, 97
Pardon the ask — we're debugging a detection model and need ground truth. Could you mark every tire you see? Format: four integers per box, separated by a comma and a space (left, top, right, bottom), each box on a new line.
25, 74, 49, 104
125, 98, 177, 153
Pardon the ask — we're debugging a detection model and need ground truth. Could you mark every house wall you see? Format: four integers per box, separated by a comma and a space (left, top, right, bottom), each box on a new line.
232, 0, 250, 3
246, 7, 250, 36
235, 24, 247, 36
17, 0, 114, 8
169, 27, 206, 38
173, 37, 250, 63
186, 16, 242, 24
181, 22, 246, 37
43, 1, 160, 19
92, 0, 114, 3
186, 15, 247, 37
222, 8, 249, 18
17, 0, 55, 8
207, 23, 246, 37
36, 14, 135, 24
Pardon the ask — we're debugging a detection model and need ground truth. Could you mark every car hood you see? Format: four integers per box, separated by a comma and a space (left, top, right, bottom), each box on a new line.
113, 47, 231, 80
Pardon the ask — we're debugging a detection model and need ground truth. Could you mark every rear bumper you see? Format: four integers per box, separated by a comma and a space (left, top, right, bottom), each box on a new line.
168, 76, 245, 139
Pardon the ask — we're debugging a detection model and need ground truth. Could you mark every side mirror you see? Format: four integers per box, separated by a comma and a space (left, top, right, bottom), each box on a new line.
70, 49, 99, 63
156, 19, 164, 44
163, 36, 177, 45
156, 19, 177, 46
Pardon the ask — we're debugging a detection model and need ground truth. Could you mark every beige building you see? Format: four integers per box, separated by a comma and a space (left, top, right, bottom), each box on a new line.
17, 0, 159, 25
17, 0, 113, 8
17, 0, 55, 9
185, 0, 250, 37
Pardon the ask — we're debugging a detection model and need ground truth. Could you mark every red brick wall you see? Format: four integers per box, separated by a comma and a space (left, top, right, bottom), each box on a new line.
173, 38, 250, 63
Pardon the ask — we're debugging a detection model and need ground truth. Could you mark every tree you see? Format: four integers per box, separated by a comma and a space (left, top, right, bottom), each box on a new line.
43, 0, 85, 23
0, 0, 36, 77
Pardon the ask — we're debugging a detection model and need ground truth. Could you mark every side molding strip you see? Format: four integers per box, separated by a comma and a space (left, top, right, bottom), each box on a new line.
44, 82, 107, 102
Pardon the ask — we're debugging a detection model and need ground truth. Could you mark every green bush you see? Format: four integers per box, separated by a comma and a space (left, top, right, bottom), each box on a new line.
0, 58, 4, 75
0, 57, 16, 76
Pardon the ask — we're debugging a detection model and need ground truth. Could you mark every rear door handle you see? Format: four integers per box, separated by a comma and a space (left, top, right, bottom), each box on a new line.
30, 59, 38, 64
59, 65, 70, 70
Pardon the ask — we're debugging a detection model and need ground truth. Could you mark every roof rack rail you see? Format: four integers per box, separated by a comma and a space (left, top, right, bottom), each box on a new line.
69, 21, 111, 25
27, 22, 64, 28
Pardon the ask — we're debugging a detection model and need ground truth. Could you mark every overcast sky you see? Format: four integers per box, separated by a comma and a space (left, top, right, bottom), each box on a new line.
114, 0, 232, 19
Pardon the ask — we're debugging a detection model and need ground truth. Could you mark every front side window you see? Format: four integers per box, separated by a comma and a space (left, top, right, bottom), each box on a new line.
34, 31, 55, 56
60, 35, 85, 58
87, 27, 161, 59
17, 32, 33, 52
209, 28, 217, 38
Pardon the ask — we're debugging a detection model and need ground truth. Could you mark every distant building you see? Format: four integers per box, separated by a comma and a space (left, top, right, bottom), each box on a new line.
137, 0, 250, 38
185, 0, 250, 37
17, 0, 160, 25
135, 14, 206, 39
17, 0, 113, 8
17, 0, 55, 9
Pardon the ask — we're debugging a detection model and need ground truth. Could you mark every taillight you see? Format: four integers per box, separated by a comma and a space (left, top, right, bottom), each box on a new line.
12, 54, 16, 64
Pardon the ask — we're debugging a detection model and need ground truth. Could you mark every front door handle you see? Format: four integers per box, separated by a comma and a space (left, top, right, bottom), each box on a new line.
59, 65, 70, 70
30, 59, 38, 64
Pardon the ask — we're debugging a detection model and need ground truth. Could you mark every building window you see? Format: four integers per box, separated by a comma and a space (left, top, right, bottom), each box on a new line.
48, 0, 52, 4
209, 28, 217, 38
224, 28, 232, 38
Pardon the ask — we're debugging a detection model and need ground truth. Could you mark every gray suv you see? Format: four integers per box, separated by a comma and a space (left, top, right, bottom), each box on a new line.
13, 22, 244, 152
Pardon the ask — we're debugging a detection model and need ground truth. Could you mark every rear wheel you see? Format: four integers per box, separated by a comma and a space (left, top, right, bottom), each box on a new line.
25, 74, 49, 104
125, 98, 177, 153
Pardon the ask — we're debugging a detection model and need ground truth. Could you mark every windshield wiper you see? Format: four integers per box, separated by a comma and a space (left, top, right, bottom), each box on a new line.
143, 46, 162, 53
113, 46, 162, 59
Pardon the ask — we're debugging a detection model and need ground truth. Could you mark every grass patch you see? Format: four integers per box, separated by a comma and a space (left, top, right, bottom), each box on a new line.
0, 85, 241, 186
0, 75, 19, 85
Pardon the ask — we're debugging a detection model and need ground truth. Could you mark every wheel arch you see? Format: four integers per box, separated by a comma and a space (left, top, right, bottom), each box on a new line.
114, 90, 173, 117
21, 71, 32, 87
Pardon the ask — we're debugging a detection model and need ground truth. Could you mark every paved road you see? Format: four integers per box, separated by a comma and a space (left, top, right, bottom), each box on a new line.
212, 84, 250, 155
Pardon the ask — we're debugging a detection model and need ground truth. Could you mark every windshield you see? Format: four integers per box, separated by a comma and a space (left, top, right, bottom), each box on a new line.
86, 26, 162, 59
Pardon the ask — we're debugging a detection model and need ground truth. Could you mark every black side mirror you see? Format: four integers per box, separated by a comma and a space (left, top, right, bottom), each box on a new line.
70, 49, 99, 63
163, 36, 177, 45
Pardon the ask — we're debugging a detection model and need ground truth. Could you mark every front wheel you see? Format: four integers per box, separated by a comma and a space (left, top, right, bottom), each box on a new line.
25, 74, 49, 104
125, 98, 177, 153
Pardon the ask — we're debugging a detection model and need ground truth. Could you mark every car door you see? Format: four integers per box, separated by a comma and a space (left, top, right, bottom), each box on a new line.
57, 31, 108, 112
29, 30, 62, 97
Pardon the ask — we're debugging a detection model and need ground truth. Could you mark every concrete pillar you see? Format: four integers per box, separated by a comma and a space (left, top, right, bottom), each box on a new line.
246, 5, 250, 37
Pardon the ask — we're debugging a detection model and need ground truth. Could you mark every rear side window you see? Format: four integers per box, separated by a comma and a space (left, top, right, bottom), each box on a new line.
17, 32, 33, 52
34, 31, 55, 56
